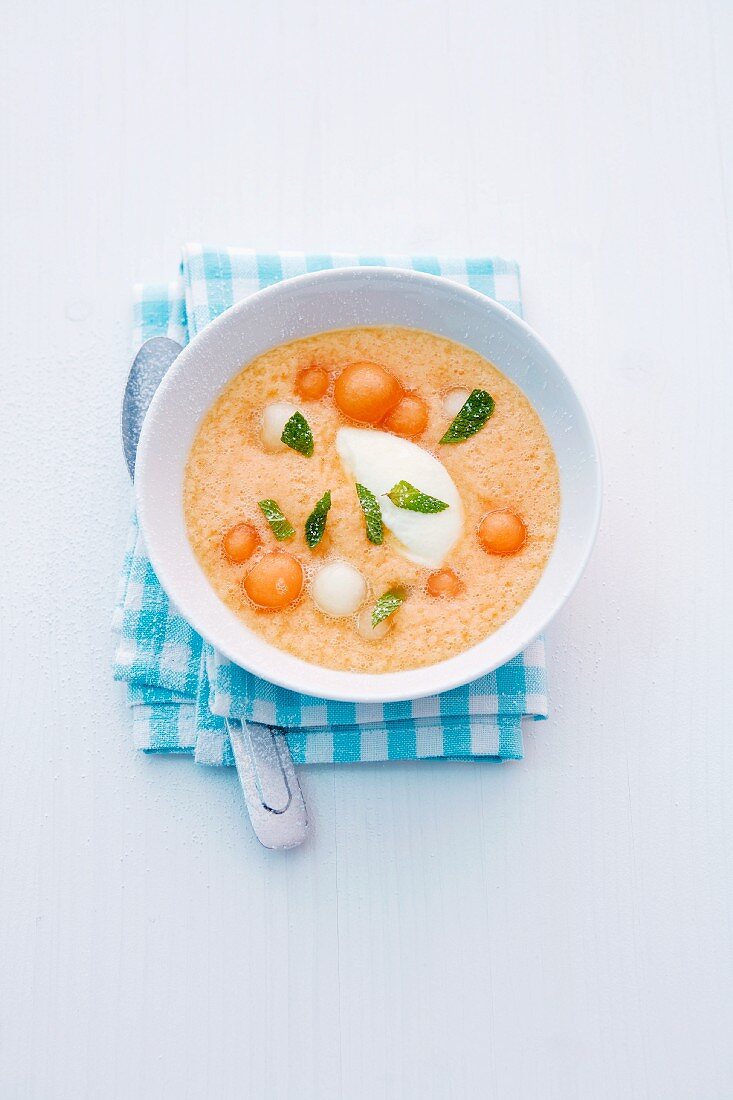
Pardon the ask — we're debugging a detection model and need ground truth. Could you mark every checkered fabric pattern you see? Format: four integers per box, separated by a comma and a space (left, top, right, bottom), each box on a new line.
113, 246, 548, 765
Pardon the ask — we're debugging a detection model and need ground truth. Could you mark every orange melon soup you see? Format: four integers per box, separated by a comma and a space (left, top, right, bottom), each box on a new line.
183, 326, 560, 673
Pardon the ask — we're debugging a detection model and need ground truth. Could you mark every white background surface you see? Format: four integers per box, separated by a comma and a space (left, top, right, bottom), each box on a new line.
1, 2, 732, 1097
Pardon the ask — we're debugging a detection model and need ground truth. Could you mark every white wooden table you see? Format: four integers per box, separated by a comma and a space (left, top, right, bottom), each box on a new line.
2, 2, 732, 1097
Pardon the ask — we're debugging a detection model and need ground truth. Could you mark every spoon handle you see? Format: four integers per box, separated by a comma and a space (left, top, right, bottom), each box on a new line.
226, 719, 308, 849
123, 337, 309, 851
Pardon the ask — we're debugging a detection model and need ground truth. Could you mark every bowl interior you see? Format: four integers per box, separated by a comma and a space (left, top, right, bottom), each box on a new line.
135, 267, 600, 703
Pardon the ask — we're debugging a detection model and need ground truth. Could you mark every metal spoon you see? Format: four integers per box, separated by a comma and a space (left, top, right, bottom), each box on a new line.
122, 337, 308, 849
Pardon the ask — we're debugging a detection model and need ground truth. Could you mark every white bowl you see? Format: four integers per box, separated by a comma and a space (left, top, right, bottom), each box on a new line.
135, 267, 601, 703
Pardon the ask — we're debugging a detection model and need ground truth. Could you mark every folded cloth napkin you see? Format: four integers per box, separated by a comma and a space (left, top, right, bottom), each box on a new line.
113, 246, 548, 766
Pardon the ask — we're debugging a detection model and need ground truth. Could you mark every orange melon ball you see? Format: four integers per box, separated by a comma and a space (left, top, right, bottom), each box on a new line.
295, 366, 329, 400
426, 567, 463, 597
478, 510, 527, 555
243, 551, 304, 610
383, 393, 429, 438
333, 361, 403, 424
222, 522, 260, 564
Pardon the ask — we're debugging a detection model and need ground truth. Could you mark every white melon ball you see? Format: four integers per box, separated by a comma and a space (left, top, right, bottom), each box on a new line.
356, 606, 392, 641
442, 388, 471, 418
311, 561, 367, 618
261, 401, 298, 452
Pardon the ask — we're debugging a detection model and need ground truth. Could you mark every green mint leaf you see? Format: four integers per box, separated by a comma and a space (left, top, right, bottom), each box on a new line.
281, 411, 314, 457
439, 389, 495, 444
304, 490, 332, 548
356, 483, 384, 545
371, 587, 406, 628
258, 499, 295, 540
387, 480, 449, 513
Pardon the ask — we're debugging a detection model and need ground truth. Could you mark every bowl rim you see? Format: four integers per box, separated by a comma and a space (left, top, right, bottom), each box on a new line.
135, 265, 602, 703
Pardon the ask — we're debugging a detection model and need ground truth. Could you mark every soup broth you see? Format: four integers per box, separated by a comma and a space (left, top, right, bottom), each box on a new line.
184, 326, 560, 673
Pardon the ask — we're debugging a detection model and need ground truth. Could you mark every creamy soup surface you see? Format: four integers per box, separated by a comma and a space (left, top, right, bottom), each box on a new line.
184, 326, 560, 673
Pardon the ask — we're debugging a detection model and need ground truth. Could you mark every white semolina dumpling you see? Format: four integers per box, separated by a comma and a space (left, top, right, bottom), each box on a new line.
261, 401, 298, 452
355, 606, 392, 641
442, 388, 471, 418
311, 561, 367, 617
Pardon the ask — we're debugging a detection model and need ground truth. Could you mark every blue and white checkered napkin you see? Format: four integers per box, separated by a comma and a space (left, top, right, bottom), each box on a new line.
112, 245, 548, 766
